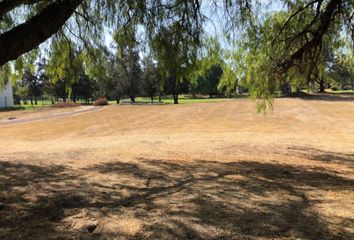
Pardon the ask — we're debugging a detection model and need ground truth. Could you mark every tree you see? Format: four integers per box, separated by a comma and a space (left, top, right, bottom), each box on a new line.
19, 56, 49, 105
119, 48, 142, 103
195, 64, 223, 98
72, 74, 96, 103
21, 69, 42, 105
46, 39, 86, 101
141, 56, 161, 102
52, 79, 68, 102
105, 55, 126, 104
329, 53, 354, 90
0, 0, 82, 66
192, 38, 224, 97
217, 41, 247, 98
151, 13, 201, 104
1, 0, 352, 106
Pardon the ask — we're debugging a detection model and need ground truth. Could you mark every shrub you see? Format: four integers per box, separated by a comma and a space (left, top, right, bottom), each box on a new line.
94, 97, 108, 106
52, 102, 81, 108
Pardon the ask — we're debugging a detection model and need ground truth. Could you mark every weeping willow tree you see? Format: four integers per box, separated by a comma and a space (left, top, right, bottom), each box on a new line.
46, 39, 86, 101
220, 1, 352, 111
148, 1, 204, 104
0, 0, 352, 107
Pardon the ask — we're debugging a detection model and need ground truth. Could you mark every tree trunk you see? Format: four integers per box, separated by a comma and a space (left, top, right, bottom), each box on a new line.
173, 94, 179, 104
173, 74, 179, 104
319, 78, 325, 93
130, 97, 135, 103
116, 96, 120, 104
0, 0, 82, 66
34, 96, 37, 105
235, 86, 240, 94
151, 96, 154, 103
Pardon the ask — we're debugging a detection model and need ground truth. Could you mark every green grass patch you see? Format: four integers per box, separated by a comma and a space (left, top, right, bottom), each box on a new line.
114, 94, 248, 105
15, 100, 54, 110
326, 89, 354, 94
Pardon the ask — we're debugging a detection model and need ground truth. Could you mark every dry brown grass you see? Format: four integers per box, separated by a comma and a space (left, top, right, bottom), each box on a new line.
0, 97, 353, 239
0, 105, 85, 123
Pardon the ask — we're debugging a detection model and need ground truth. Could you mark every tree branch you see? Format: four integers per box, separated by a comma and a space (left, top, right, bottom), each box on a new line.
276, 0, 342, 76
0, 0, 45, 19
0, 0, 82, 66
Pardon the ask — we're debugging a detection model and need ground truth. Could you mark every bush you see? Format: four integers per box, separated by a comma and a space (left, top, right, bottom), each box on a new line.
52, 102, 81, 108
94, 97, 108, 106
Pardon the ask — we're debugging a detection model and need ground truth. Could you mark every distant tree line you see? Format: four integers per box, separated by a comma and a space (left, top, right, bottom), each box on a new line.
1, 0, 353, 110
11, 31, 353, 107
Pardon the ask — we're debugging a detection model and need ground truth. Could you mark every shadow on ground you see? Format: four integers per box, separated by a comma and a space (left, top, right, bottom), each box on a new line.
0, 156, 353, 239
287, 146, 354, 169
289, 92, 354, 102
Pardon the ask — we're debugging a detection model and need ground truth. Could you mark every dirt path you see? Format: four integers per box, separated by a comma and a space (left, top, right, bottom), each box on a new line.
0, 105, 104, 126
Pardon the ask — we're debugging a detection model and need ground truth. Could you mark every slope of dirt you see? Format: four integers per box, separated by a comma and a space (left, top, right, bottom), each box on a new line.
0, 98, 353, 240
0, 105, 95, 123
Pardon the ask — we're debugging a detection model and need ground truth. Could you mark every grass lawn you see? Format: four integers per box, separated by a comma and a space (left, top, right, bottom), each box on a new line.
326, 89, 354, 94
110, 94, 249, 105
10, 100, 54, 110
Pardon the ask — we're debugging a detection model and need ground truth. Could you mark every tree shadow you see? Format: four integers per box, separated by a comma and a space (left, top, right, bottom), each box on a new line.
1, 158, 353, 239
290, 93, 354, 102
287, 146, 354, 168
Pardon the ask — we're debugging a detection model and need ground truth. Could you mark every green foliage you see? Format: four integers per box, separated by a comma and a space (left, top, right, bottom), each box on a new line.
2, 0, 353, 111
0, 64, 11, 88
141, 55, 161, 101
218, 43, 247, 97
328, 51, 354, 90
196, 38, 224, 76
15, 86, 29, 99
46, 39, 86, 99
195, 64, 223, 97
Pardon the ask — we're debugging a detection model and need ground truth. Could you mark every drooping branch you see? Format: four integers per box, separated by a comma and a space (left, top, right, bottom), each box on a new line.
272, 0, 321, 45
276, 0, 342, 76
0, 0, 82, 66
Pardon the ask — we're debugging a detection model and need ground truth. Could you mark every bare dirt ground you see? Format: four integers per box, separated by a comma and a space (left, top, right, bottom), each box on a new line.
0, 105, 101, 124
0, 96, 353, 240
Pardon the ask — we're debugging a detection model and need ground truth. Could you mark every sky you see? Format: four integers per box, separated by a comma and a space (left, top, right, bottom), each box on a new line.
104, 0, 284, 52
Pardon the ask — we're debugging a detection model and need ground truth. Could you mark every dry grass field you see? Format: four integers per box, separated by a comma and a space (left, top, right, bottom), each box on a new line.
0, 96, 353, 240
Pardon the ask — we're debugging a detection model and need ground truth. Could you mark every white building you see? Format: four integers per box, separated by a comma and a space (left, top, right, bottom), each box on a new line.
0, 80, 14, 108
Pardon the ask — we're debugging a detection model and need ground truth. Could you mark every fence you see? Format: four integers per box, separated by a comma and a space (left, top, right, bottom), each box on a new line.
0, 96, 55, 110
17, 96, 55, 108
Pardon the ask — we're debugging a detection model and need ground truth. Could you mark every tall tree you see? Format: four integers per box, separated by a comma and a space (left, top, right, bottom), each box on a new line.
46, 39, 85, 101
195, 64, 223, 98
150, 0, 203, 104
105, 55, 126, 104
141, 55, 161, 102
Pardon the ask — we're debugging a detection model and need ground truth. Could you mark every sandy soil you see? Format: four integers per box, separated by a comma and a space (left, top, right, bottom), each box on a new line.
0, 97, 353, 239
